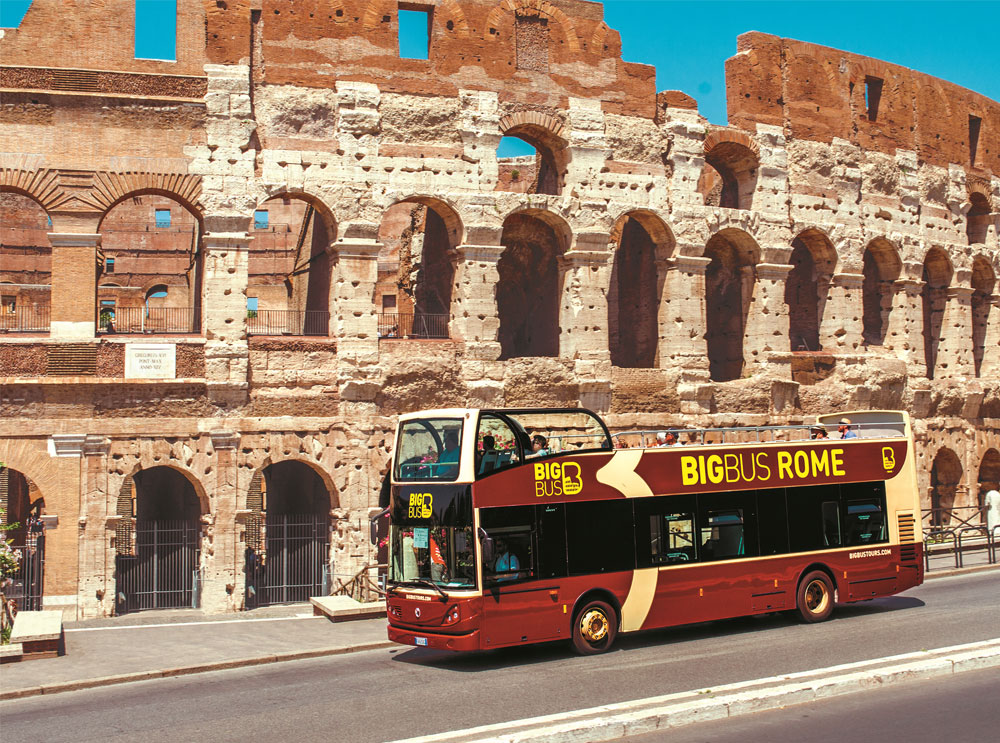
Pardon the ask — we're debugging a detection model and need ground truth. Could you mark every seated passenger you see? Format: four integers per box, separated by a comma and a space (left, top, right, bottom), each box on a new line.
528, 434, 549, 458
437, 429, 461, 476
838, 418, 858, 439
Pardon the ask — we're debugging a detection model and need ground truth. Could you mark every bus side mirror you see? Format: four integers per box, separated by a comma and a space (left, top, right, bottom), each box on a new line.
478, 527, 494, 565
370, 508, 388, 546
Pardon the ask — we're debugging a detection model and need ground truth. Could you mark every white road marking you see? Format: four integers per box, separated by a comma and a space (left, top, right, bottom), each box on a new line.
65, 614, 324, 632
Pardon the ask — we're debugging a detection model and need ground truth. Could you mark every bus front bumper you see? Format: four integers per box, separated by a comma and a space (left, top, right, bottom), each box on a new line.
387, 625, 481, 652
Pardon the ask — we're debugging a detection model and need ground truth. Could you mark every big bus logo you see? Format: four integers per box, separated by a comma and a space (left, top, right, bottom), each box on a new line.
534, 461, 583, 497
881, 447, 895, 471
408, 493, 433, 519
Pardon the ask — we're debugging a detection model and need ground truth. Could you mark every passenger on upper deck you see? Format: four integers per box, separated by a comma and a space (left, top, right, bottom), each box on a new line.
528, 434, 549, 458
811, 426, 830, 440
838, 418, 858, 440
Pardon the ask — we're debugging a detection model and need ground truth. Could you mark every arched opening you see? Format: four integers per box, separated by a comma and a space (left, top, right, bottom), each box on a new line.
115, 466, 203, 613
929, 448, 963, 527
495, 125, 565, 196
705, 229, 759, 381
0, 465, 46, 611
785, 230, 837, 352
245, 460, 332, 608
971, 256, 995, 378
967, 193, 990, 245
700, 140, 759, 210
98, 194, 202, 334
978, 448, 1000, 517
376, 198, 459, 339
248, 195, 335, 336
862, 238, 902, 346
497, 211, 566, 359
0, 192, 52, 332
608, 212, 669, 368
921, 248, 953, 379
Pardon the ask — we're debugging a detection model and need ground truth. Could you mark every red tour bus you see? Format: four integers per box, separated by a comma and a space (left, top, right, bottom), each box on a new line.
381, 408, 922, 654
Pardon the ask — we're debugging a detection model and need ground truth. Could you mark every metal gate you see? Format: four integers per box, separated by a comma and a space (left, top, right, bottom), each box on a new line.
116, 520, 200, 614
7, 533, 45, 611
245, 514, 329, 608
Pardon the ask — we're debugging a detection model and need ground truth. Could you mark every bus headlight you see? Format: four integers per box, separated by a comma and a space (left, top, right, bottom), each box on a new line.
443, 605, 460, 625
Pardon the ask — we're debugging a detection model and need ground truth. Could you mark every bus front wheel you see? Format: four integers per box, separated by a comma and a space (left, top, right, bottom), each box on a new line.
571, 599, 618, 655
796, 571, 835, 623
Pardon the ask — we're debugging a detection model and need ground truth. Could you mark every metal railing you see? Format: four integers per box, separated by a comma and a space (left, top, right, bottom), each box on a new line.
115, 520, 200, 614
246, 309, 329, 336
0, 305, 51, 333
378, 312, 449, 339
921, 506, 985, 529
610, 420, 905, 449
99, 306, 198, 334
922, 524, 998, 571
5, 533, 45, 612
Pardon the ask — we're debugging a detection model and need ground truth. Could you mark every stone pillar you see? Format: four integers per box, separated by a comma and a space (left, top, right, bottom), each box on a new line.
451, 244, 504, 360
822, 272, 865, 352
48, 231, 101, 339
333, 235, 381, 411
201, 230, 250, 403
207, 430, 241, 613
43, 435, 86, 619
936, 286, 976, 379
558, 242, 612, 363
746, 263, 792, 372
889, 277, 926, 377
78, 435, 112, 618
659, 254, 710, 372
980, 295, 1000, 378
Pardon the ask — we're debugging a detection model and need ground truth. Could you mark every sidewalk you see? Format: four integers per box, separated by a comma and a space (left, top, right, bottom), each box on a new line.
2, 563, 997, 702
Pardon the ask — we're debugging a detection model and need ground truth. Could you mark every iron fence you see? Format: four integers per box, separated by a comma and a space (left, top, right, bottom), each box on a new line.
922, 506, 985, 529
245, 514, 329, 608
5, 533, 45, 611
378, 312, 449, 339
246, 309, 329, 336
115, 520, 200, 614
99, 306, 198, 334
0, 305, 51, 333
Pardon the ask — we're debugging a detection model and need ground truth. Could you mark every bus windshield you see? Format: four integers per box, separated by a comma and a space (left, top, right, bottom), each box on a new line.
389, 487, 475, 589
395, 418, 464, 481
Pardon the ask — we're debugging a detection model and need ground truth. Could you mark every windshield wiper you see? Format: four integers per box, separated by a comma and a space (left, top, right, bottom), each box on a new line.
405, 578, 448, 601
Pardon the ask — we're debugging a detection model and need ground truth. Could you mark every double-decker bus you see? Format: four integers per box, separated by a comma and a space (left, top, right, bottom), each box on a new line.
380, 408, 922, 654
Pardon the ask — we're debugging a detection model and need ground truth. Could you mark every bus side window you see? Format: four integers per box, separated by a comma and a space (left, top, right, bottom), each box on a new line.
821, 500, 842, 547
845, 499, 886, 545
700, 510, 745, 561
650, 513, 696, 564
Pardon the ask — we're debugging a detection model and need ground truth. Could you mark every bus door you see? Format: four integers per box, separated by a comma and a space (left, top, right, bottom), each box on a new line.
480, 504, 567, 648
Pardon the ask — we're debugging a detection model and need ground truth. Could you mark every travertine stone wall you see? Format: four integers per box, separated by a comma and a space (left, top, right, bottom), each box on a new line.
0, 4, 998, 616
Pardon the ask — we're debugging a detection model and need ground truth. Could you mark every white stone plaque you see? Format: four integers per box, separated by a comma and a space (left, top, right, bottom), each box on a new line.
125, 344, 176, 379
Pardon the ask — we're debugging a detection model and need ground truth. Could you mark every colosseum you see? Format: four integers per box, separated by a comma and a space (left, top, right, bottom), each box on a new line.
0, 1, 997, 618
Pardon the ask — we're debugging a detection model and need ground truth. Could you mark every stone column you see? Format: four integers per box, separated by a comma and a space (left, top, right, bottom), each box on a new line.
820, 272, 865, 352
43, 435, 86, 619
888, 277, 926, 377
78, 435, 112, 619
48, 231, 101, 339
746, 263, 792, 373
659, 254, 710, 372
451, 244, 504, 360
980, 295, 1000, 378
332, 235, 381, 411
558, 242, 612, 363
935, 286, 975, 379
201, 229, 251, 404
206, 430, 241, 613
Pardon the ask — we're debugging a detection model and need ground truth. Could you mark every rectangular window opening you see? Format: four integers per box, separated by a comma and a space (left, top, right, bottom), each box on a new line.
2, 295, 15, 314
865, 76, 883, 122
398, 6, 431, 60
969, 115, 982, 166
382, 294, 397, 310
254, 210, 269, 230
247, 297, 259, 312
154, 209, 171, 228
105, 257, 116, 273
135, 0, 178, 62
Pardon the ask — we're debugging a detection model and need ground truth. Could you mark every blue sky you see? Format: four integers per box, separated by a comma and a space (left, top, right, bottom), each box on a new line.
3, 0, 995, 152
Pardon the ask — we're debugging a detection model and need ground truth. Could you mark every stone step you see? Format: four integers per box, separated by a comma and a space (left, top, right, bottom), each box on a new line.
9, 610, 64, 660
310, 595, 386, 623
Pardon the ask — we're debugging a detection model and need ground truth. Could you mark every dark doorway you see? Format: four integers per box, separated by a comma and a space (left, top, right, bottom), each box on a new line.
609, 216, 659, 368
705, 231, 758, 381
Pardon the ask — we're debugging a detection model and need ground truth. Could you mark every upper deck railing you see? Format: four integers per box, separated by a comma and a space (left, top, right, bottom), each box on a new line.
608, 421, 905, 450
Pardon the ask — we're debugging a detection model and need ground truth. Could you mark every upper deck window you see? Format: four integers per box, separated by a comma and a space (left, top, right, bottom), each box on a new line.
395, 418, 463, 481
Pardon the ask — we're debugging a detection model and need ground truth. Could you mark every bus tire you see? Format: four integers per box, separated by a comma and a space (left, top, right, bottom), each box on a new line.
571, 599, 618, 655
796, 570, 835, 623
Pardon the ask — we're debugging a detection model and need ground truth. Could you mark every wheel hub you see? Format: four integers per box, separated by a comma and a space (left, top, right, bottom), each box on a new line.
580, 609, 609, 642
805, 580, 829, 613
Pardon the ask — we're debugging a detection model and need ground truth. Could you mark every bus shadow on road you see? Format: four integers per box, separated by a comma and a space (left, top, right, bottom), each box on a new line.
389, 595, 926, 671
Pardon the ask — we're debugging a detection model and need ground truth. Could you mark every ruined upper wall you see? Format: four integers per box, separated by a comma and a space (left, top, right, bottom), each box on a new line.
0, 0, 207, 77
726, 32, 999, 176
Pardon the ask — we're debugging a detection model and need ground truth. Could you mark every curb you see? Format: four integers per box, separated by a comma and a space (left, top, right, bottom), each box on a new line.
387, 639, 1000, 743
925, 563, 999, 579
0, 639, 396, 702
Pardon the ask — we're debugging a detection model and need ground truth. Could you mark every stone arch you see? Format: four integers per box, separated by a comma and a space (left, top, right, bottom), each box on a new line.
704, 228, 761, 381
0, 465, 45, 547
1, 189, 53, 327
971, 255, 995, 378
862, 237, 903, 346
498, 113, 568, 196
122, 461, 210, 517
0, 439, 62, 513
966, 189, 991, 246
978, 448, 1000, 513
929, 448, 963, 527
701, 130, 760, 210
497, 208, 570, 359
485, 0, 581, 53
252, 457, 336, 515
921, 247, 953, 379
608, 210, 674, 368
0, 168, 67, 214
377, 196, 462, 338
785, 228, 838, 352
249, 191, 337, 336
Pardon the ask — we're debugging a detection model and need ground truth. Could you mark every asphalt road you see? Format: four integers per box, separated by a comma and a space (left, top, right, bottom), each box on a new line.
2, 571, 998, 743
630, 665, 1000, 743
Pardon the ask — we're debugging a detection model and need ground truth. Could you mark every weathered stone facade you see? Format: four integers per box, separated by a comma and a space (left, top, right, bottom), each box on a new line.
1, 2, 998, 617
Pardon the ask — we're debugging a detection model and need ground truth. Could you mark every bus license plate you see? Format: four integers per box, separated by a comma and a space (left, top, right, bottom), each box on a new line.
415, 637, 428, 646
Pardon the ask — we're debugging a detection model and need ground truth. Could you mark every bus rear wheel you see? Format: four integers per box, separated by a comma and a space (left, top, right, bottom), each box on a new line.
796, 570, 834, 623
572, 599, 618, 655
